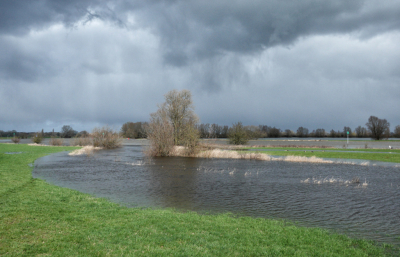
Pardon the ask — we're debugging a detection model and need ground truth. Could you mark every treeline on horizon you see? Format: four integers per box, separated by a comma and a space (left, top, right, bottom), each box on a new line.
4, 122, 399, 139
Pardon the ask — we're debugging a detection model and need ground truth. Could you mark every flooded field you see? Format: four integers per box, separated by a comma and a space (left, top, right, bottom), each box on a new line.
33, 146, 400, 247
7, 137, 400, 149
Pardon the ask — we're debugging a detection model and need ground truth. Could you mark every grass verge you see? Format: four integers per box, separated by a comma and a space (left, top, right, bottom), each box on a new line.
0, 144, 394, 256
247, 147, 400, 163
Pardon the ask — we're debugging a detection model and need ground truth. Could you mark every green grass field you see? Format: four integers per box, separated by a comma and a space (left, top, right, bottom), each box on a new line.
246, 147, 400, 163
0, 144, 395, 256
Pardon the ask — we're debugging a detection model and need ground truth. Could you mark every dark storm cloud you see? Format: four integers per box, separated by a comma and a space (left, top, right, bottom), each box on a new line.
128, 0, 400, 65
2, 1, 400, 62
1, 0, 400, 132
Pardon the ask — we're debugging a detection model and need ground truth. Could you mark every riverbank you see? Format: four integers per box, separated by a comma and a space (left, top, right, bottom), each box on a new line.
1, 143, 395, 256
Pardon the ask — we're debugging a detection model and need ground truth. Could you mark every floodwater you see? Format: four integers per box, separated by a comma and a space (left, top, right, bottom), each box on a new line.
33, 146, 400, 247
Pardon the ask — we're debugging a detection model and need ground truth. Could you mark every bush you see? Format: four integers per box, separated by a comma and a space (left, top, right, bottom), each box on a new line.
31, 133, 43, 144
70, 136, 92, 146
91, 126, 122, 149
11, 137, 20, 144
228, 122, 249, 145
49, 137, 64, 146
145, 108, 175, 156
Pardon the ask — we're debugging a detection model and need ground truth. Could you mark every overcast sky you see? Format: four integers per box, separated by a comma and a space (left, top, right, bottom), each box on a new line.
1, 0, 399, 133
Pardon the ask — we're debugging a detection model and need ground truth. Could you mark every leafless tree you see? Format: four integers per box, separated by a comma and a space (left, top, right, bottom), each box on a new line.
146, 89, 200, 156
146, 105, 174, 156
365, 116, 390, 140
165, 89, 198, 146
61, 125, 77, 138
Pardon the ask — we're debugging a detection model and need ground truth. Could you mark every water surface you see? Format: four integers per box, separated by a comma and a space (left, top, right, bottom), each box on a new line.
33, 146, 400, 247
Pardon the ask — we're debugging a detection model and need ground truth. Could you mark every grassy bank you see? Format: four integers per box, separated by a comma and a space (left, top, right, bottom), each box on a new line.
0, 144, 393, 256
247, 147, 400, 163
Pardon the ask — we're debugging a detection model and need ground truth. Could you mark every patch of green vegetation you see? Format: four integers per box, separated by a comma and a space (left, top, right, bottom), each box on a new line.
249, 147, 400, 153
246, 148, 400, 163
0, 144, 394, 256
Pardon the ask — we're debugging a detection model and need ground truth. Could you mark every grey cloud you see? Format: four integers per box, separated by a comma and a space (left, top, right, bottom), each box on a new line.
130, 0, 400, 66
2, 1, 400, 63
0, 0, 125, 35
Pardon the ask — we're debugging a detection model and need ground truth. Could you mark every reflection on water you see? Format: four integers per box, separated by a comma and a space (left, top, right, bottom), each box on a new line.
33, 146, 400, 247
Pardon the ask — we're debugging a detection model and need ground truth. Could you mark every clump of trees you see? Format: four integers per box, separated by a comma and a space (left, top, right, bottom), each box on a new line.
365, 116, 390, 140
146, 89, 200, 156
296, 127, 309, 137
227, 122, 249, 145
121, 122, 147, 138
355, 126, 368, 137
198, 123, 229, 138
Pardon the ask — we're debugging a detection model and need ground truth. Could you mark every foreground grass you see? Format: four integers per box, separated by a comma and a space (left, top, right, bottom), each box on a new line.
247, 147, 400, 163
0, 144, 394, 256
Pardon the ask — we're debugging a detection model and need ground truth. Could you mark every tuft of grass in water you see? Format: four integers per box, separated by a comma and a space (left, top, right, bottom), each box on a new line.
0, 143, 395, 256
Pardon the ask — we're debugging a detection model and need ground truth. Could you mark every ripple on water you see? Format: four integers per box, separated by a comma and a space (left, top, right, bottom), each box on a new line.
33, 146, 400, 247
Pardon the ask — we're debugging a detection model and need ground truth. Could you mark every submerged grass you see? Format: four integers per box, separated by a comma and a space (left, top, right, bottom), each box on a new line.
247, 147, 400, 163
0, 144, 395, 256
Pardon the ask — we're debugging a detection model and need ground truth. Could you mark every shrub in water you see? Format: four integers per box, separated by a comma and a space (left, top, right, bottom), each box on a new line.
31, 133, 43, 144
70, 136, 92, 146
91, 126, 122, 149
228, 122, 249, 145
49, 137, 64, 146
11, 137, 21, 144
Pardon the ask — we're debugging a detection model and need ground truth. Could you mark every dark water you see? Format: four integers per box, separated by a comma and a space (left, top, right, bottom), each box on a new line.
33, 146, 400, 247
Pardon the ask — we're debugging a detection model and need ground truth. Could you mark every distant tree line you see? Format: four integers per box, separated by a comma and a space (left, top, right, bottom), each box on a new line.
2, 115, 398, 142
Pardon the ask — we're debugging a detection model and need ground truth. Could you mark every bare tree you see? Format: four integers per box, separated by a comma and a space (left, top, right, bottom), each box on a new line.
365, 116, 390, 140
146, 89, 200, 156
355, 126, 367, 138
146, 105, 174, 156
165, 89, 198, 145
61, 125, 77, 138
